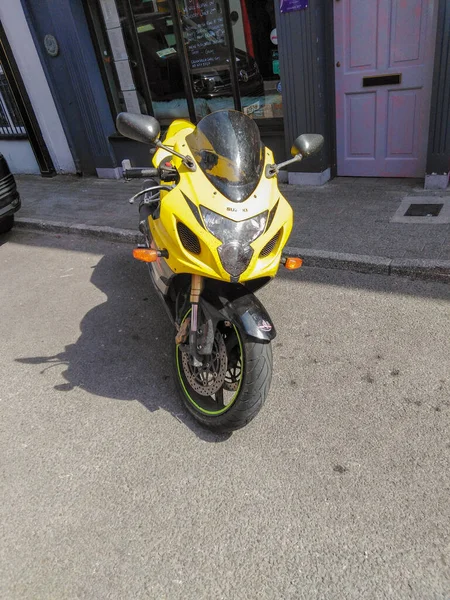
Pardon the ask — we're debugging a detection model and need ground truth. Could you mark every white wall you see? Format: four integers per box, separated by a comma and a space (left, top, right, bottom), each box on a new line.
0, 140, 40, 174
0, 0, 76, 173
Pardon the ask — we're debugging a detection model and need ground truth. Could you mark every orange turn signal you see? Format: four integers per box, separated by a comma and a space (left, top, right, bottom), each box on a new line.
133, 248, 159, 263
284, 257, 303, 270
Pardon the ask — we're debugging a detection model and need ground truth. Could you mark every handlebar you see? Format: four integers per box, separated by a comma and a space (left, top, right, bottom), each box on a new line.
121, 159, 178, 182
121, 159, 159, 179
123, 167, 159, 179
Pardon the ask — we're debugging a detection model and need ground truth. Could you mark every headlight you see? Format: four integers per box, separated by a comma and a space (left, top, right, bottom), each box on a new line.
217, 242, 253, 278
200, 207, 267, 244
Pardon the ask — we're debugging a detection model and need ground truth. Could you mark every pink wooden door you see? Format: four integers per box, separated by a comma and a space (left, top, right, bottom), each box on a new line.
334, 0, 438, 177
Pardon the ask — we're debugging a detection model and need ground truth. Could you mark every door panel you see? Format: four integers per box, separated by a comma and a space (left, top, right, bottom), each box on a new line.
335, 0, 437, 177
390, 0, 423, 64
347, 0, 378, 70
387, 90, 417, 156
347, 93, 376, 157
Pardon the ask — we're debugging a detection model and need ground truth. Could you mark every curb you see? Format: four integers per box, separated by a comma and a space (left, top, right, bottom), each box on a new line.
15, 217, 143, 244
283, 247, 450, 283
15, 217, 450, 283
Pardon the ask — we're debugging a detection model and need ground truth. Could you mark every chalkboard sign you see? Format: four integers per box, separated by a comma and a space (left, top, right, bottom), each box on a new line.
183, 0, 228, 71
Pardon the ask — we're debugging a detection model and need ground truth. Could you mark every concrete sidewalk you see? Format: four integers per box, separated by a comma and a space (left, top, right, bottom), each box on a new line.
13, 174, 450, 281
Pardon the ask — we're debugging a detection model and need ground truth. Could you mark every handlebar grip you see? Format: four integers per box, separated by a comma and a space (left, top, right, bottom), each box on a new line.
123, 167, 159, 178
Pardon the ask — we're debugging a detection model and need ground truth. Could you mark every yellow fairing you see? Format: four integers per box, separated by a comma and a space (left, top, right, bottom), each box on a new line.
149, 120, 293, 283
153, 119, 195, 165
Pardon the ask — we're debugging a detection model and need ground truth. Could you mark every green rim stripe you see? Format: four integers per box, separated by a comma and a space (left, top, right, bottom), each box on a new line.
176, 312, 244, 416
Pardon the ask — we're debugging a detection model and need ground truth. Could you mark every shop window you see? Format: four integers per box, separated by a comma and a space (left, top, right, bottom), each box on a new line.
181, 0, 236, 116
111, 0, 282, 122
228, 0, 282, 119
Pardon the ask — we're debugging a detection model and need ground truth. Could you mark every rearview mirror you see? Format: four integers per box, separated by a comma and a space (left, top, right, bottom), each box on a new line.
116, 112, 161, 145
291, 134, 324, 158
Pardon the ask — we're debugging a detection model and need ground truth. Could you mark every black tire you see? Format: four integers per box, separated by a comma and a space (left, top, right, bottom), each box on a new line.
174, 322, 273, 433
0, 215, 14, 234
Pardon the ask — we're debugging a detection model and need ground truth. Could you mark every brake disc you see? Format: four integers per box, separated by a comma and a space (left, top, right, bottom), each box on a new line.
181, 333, 228, 396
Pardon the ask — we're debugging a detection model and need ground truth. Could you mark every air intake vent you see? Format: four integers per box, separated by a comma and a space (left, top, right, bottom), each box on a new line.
177, 222, 201, 255
260, 229, 281, 258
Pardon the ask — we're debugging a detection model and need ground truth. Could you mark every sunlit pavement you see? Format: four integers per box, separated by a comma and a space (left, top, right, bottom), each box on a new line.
1, 230, 449, 600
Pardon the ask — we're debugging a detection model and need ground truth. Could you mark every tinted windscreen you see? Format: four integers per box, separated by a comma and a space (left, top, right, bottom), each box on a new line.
186, 110, 264, 202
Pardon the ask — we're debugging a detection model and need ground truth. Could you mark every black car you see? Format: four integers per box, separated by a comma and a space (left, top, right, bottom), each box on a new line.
0, 153, 20, 234
130, 12, 264, 100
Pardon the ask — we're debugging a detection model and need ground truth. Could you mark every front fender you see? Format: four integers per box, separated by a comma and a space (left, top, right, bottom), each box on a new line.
221, 293, 276, 342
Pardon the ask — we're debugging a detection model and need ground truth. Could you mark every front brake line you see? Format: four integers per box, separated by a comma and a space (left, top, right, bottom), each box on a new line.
128, 185, 174, 204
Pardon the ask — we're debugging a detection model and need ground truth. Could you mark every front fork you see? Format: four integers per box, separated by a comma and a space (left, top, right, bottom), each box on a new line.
188, 274, 204, 367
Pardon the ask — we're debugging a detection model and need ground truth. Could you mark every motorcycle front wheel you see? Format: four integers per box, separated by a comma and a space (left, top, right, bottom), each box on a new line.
174, 317, 272, 432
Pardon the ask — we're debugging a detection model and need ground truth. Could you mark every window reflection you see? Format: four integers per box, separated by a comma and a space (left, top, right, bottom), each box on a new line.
118, 0, 282, 121
233, 0, 282, 119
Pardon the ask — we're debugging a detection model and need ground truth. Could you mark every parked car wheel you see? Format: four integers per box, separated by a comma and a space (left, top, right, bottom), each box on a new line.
0, 214, 14, 234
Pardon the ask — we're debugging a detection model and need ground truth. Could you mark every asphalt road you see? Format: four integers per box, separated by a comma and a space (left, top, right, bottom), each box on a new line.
1, 230, 449, 600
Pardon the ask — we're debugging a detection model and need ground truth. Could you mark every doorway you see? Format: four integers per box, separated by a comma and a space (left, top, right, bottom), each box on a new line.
0, 61, 40, 174
0, 21, 55, 176
334, 0, 438, 177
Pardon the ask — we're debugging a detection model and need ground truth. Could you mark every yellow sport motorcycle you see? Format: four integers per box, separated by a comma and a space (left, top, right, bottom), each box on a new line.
117, 110, 323, 432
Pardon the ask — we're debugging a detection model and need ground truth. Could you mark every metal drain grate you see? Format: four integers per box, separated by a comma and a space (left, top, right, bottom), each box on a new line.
404, 203, 443, 217
391, 197, 450, 224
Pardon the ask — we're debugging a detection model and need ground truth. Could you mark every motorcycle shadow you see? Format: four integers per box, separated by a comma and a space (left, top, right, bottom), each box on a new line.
16, 252, 230, 443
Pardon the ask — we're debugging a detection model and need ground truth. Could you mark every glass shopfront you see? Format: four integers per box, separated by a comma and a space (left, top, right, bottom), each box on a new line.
101, 0, 283, 125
